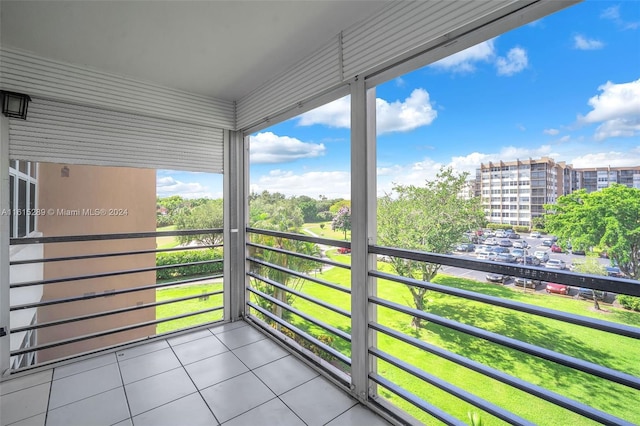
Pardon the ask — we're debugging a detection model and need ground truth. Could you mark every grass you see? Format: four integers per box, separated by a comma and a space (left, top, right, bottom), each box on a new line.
302, 222, 351, 241
156, 225, 180, 249
281, 250, 640, 425
155, 282, 224, 334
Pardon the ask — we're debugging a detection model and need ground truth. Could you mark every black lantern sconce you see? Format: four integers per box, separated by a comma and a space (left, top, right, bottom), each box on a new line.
1, 90, 31, 120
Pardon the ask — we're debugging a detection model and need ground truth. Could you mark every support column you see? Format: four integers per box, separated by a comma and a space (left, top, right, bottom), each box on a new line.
0, 116, 10, 376
223, 129, 248, 322
350, 78, 377, 401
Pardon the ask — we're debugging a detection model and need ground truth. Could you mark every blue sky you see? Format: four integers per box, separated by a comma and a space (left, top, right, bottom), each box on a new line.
158, 1, 640, 200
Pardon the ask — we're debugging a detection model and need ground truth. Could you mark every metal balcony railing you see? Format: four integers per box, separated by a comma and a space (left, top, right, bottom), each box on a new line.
244, 228, 640, 426
8, 229, 224, 373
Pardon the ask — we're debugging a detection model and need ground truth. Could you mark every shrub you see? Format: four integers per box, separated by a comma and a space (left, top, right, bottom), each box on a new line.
617, 295, 640, 312
156, 249, 223, 281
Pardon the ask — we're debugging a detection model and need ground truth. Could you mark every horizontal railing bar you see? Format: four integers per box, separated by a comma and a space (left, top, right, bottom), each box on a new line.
10, 306, 224, 357
370, 322, 633, 426
10, 274, 223, 311
248, 272, 351, 318
9, 244, 221, 266
247, 301, 351, 366
10, 229, 223, 245
248, 227, 351, 249
248, 256, 351, 294
370, 347, 535, 426
247, 241, 351, 270
10, 259, 223, 289
11, 290, 225, 333
369, 373, 464, 426
370, 244, 640, 296
370, 296, 640, 390
370, 270, 640, 340
9, 320, 226, 375
247, 286, 351, 342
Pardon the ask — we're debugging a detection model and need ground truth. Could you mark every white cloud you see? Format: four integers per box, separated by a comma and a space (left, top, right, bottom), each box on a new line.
251, 170, 351, 199
578, 78, 640, 140
573, 35, 604, 50
495, 47, 528, 76
544, 128, 560, 135
249, 132, 325, 164
431, 40, 495, 73
571, 150, 640, 168
601, 5, 640, 30
156, 176, 214, 199
298, 89, 437, 135
376, 89, 437, 134
558, 135, 571, 143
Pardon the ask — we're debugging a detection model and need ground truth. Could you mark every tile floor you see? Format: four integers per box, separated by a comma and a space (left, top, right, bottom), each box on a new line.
0, 321, 392, 426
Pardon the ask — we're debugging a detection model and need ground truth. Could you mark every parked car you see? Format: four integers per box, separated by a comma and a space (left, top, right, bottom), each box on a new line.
512, 240, 528, 249
337, 247, 351, 254
499, 239, 513, 247
570, 248, 586, 255
550, 244, 563, 253
518, 255, 541, 266
475, 245, 490, 254
477, 251, 497, 261
545, 259, 566, 270
456, 243, 475, 252
492, 246, 510, 254
578, 288, 606, 300
514, 277, 540, 288
486, 273, 509, 283
530, 231, 541, 238
483, 230, 495, 238
545, 282, 569, 295
534, 251, 549, 262
605, 266, 623, 277
541, 239, 553, 247
495, 230, 507, 238
511, 248, 525, 259
507, 233, 520, 239
484, 237, 499, 246
496, 253, 516, 263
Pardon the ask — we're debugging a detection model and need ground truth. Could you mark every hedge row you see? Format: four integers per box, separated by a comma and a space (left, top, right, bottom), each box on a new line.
617, 295, 640, 312
156, 249, 223, 281
485, 223, 531, 234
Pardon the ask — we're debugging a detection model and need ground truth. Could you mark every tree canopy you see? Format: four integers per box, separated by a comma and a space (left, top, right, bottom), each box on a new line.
377, 167, 486, 326
544, 184, 640, 280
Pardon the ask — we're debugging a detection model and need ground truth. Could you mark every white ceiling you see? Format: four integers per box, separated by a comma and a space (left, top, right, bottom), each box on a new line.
0, 1, 389, 101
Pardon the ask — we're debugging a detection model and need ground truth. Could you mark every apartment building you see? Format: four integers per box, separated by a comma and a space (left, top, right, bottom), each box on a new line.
573, 166, 640, 193
476, 158, 640, 227
477, 157, 572, 227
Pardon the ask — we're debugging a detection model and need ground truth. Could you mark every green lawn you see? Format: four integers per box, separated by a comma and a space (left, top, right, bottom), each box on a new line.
277, 250, 640, 425
156, 282, 224, 334
302, 222, 351, 241
156, 225, 180, 249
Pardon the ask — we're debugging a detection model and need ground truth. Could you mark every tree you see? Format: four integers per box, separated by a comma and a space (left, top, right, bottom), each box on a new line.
571, 258, 606, 310
174, 199, 224, 245
331, 206, 351, 240
377, 167, 486, 327
544, 184, 640, 280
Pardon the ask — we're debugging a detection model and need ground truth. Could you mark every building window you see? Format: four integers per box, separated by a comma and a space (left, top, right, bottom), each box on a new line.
9, 160, 38, 238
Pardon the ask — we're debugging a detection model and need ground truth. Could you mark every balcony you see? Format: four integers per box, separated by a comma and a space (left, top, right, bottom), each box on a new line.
1, 321, 389, 426
3, 229, 639, 425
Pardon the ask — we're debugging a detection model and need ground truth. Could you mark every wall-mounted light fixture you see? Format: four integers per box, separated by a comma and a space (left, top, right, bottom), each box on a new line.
1, 90, 31, 120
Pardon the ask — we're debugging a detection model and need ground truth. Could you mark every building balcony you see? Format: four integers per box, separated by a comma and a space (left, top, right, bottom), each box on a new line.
1, 320, 389, 426
3, 230, 640, 425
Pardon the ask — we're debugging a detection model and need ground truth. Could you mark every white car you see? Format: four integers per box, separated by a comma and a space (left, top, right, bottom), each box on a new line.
545, 259, 566, 270
475, 245, 490, 254
531, 231, 541, 238
477, 251, 497, 261
512, 240, 528, 249
534, 250, 549, 262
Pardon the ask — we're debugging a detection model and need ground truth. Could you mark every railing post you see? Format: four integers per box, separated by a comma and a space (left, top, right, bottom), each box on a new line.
223, 129, 248, 322
0, 115, 10, 376
350, 78, 377, 401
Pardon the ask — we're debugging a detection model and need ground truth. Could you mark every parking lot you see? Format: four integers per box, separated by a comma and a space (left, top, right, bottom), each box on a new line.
445, 232, 615, 301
